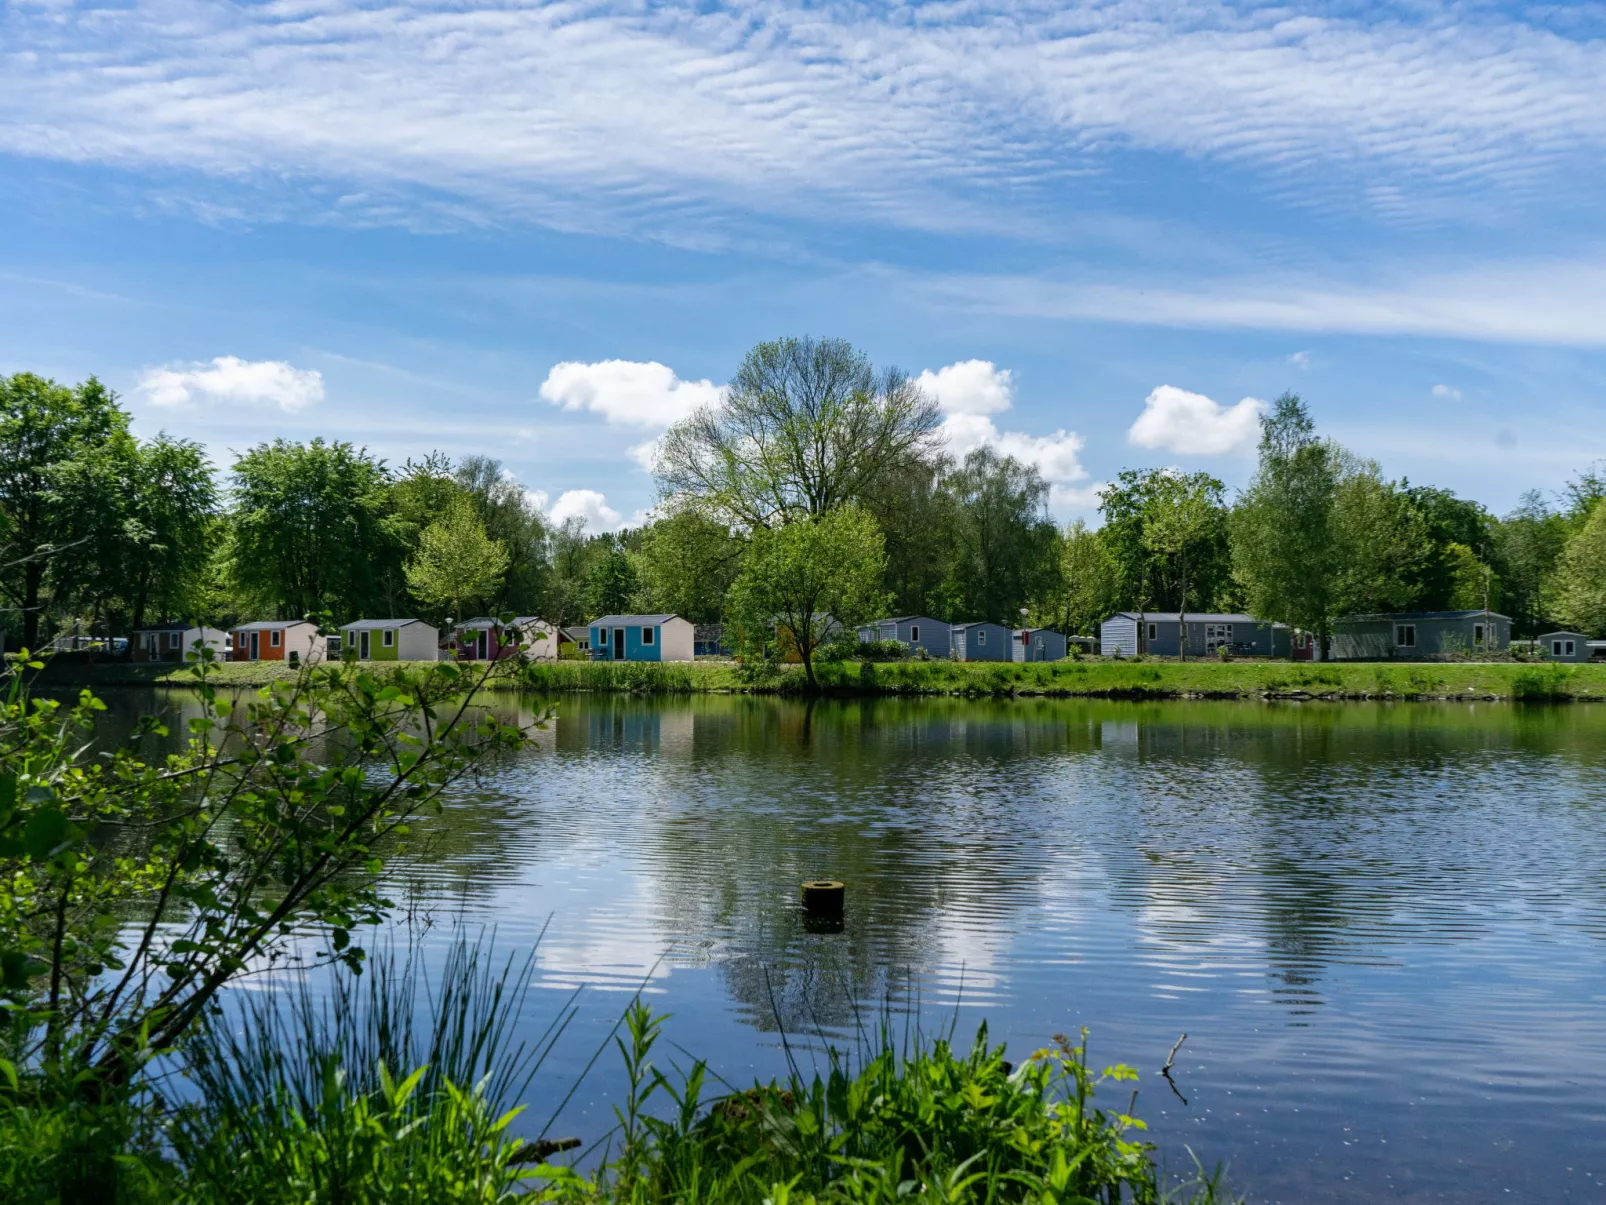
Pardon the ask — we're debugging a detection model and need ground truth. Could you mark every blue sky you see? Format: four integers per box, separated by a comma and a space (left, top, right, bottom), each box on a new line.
2, 0, 1603, 529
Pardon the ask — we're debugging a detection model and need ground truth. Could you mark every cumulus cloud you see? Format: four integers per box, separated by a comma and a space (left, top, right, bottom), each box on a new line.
1127, 385, 1266, 456
539, 360, 722, 428
1288, 351, 1310, 369
1432, 383, 1462, 400
921, 361, 1087, 508
136, 356, 323, 412
914, 360, 1014, 416
546, 489, 623, 532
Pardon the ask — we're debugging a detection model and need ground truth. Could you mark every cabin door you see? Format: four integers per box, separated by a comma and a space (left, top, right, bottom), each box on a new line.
613, 628, 626, 660
359, 631, 370, 659
478, 632, 489, 659
249, 632, 260, 659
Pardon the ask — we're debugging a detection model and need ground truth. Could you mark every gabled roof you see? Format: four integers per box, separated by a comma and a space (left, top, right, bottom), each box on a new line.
590, 614, 682, 626
950, 620, 1010, 631
455, 616, 547, 630
340, 618, 431, 631
233, 620, 319, 631
1016, 627, 1060, 635
1536, 630, 1590, 639
863, 615, 947, 626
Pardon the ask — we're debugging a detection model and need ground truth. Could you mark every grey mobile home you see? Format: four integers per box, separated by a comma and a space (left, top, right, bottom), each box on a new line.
1330, 611, 1510, 660
1099, 612, 1288, 658
1012, 628, 1067, 662
857, 616, 950, 657
950, 621, 1011, 662
1536, 631, 1590, 662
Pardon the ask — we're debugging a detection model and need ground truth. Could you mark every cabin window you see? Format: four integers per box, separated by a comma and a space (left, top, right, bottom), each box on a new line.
1205, 623, 1234, 651
977, 630, 986, 645
1553, 640, 1564, 655
1564, 640, 1576, 656
169, 632, 181, 649
1473, 623, 1485, 645
910, 625, 919, 641
1147, 623, 1157, 642
383, 629, 394, 647
270, 630, 281, 647
642, 626, 655, 646
597, 628, 607, 643
1395, 624, 1416, 648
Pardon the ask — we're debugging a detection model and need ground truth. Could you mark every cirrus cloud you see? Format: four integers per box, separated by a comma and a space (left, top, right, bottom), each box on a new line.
136, 356, 324, 412
1127, 385, 1266, 456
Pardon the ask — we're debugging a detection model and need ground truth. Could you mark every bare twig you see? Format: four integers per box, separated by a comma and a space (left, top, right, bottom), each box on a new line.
1160, 1032, 1188, 1104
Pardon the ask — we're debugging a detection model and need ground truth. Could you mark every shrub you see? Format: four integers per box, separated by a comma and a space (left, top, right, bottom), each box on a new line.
855, 639, 911, 663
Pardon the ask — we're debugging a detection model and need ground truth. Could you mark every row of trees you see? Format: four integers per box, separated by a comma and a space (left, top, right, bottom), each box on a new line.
4, 346, 1605, 666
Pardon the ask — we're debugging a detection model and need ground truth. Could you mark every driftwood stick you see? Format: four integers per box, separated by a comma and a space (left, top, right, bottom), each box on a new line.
1161, 1032, 1187, 1074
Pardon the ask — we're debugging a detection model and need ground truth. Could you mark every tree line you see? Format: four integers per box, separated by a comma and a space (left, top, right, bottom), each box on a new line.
3, 344, 1604, 665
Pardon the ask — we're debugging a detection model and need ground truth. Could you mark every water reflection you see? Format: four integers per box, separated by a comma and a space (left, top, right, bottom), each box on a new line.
86, 690, 1606, 1203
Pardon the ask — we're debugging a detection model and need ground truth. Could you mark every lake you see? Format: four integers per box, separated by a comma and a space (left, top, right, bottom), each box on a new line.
101, 691, 1606, 1203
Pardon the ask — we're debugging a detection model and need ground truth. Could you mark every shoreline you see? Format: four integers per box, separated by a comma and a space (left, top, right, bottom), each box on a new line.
36, 656, 1606, 702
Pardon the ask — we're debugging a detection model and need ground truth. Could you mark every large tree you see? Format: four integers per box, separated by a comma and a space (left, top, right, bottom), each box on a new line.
0, 373, 130, 647
1329, 458, 1425, 617
1032, 520, 1119, 636
656, 337, 942, 528
1547, 499, 1606, 636
1142, 471, 1225, 660
633, 510, 744, 623
454, 455, 550, 612
1229, 393, 1341, 648
405, 496, 511, 620
727, 505, 888, 689
1495, 491, 1570, 637
940, 447, 1060, 624
229, 439, 402, 622
1102, 467, 1231, 619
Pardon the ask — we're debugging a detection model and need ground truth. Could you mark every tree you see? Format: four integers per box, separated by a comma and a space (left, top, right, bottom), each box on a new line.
863, 454, 956, 619
1495, 491, 1570, 637
1402, 485, 1496, 610
0, 373, 130, 647
1329, 459, 1424, 617
583, 539, 641, 618
1033, 520, 1119, 635
656, 337, 942, 527
1441, 541, 1499, 612
229, 440, 403, 622
1229, 393, 1341, 648
454, 456, 550, 612
1548, 499, 1606, 635
405, 496, 511, 620
940, 447, 1061, 624
727, 505, 889, 689
1142, 471, 1223, 660
633, 510, 743, 623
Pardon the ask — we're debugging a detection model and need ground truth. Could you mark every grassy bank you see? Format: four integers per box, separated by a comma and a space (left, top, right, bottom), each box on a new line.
40, 655, 1606, 701
520, 656, 1606, 701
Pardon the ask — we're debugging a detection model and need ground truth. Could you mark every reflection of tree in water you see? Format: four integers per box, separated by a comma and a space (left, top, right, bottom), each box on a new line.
602, 695, 1111, 1035
1091, 701, 1606, 1014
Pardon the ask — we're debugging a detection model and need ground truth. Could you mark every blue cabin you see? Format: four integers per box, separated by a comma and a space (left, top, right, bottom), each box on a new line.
1012, 628, 1067, 662
589, 614, 696, 662
856, 616, 950, 657
949, 621, 1011, 662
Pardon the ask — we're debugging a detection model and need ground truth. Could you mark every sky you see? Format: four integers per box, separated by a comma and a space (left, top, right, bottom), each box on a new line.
2, 0, 1604, 531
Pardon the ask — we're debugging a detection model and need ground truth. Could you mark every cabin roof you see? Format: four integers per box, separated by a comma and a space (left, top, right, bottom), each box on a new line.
340, 618, 429, 631
589, 614, 682, 627
233, 620, 317, 631
1335, 610, 1512, 623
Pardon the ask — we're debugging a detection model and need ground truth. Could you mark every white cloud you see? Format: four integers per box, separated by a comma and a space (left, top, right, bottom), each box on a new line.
1288, 351, 1310, 369
1432, 383, 1463, 400
922, 361, 1087, 509
915, 360, 1014, 416
136, 356, 323, 412
1128, 386, 1266, 456
538, 360, 723, 428
546, 489, 623, 532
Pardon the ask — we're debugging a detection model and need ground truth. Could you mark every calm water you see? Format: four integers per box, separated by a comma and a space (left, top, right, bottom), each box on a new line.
104, 692, 1606, 1203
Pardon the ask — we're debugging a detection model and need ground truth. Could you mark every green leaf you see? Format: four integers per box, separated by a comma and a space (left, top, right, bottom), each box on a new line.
23, 809, 71, 861
0, 773, 16, 825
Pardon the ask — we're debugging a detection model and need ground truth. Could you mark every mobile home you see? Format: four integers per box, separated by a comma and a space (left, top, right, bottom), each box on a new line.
1330, 611, 1510, 660
131, 624, 229, 663
231, 620, 322, 665
1100, 612, 1289, 658
338, 619, 440, 662
949, 621, 1011, 662
856, 616, 950, 658
451, 616, 558, 661
588, 614, 695, 662
1012, 628, 1067, 662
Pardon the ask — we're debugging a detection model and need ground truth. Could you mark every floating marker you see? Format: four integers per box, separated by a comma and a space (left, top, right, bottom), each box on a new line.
802, 880, 845, 915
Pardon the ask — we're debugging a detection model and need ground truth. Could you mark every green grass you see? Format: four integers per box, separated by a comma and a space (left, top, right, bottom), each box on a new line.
38, 653, 1606, 701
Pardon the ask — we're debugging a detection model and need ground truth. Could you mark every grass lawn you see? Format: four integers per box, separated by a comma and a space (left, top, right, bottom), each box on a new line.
40, 655, 1606, 701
